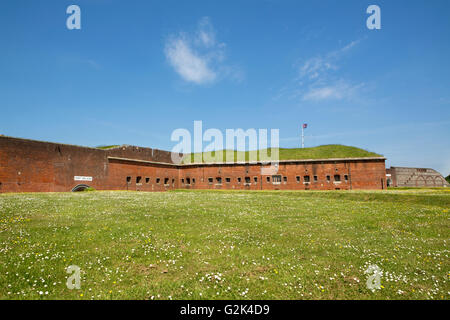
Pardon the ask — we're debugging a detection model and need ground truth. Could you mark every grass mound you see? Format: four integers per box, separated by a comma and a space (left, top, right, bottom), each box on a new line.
183, 144, 382, 163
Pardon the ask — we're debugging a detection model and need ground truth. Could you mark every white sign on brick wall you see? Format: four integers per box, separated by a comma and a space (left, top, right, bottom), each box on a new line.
74, 176, 93, 182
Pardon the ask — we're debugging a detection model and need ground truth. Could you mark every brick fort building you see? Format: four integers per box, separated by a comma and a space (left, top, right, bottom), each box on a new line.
0, 135, 392, 193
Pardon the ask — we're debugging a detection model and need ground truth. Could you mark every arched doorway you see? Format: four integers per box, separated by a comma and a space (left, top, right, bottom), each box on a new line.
71, 184, 91, 192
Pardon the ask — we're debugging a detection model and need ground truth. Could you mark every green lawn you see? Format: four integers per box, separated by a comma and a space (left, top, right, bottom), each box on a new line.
0, 189, 448, 300
183, 144, 382, 163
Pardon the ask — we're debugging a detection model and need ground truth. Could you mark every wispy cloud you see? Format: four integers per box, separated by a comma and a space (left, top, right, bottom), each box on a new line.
297, 40, 359, 80
164, 17, 241, 85
298, 57, 336, 81
196, 17, 217, 48
302, 81, 364, 102
281, 39, 365, 102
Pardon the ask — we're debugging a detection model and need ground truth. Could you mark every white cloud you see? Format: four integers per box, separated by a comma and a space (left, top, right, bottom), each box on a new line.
196, 17, 216, 48
297, 40, 360, 82
164, 17, 240, 85
290, 39, 365, 102
299, 57, 335, 80
302, 81, 363, 102
302, 85, 342, 101
337, 39, 360, 54
165, 37, 216, 84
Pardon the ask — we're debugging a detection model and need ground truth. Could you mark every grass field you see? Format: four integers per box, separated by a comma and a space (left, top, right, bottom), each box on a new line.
0, 189, 448, 300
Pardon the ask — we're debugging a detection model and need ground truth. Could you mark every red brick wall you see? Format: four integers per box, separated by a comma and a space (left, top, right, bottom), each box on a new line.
176, 160, 387, 191
349, 160, 387, 190
106, 159, 180, 192
0, 136, 387, 193
0, 137, 109, 193
105, 145, 177, 164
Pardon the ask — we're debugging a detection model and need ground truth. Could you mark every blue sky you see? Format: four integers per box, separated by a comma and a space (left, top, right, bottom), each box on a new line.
1, 0, 449, 174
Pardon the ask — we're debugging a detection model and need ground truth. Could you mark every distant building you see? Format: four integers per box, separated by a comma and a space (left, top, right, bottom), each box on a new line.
386, 167, 449, 188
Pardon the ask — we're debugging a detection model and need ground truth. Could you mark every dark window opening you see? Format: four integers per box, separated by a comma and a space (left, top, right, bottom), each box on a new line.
304, 175, 310, 183
254, 177, 258, 183
313, 175, 318, 182
216, 177, 222, 184
136, 176, 142, 184
245, 177, 251, 184
296, 176, 300, 183
156, 178, 160, 184
172, 178, 175, 185
326, 175, 331, 182
226, 177, 231, 183
164, 178, 169, 185
208, 177, 213, 184
344, 175, 349, 182
186, 178, 191, 185
334, 175, 341, 182
237, 177, 242, 183
266, 176, 270, 183
145, 177, 150, 184
272, 175, 281, 184
181, 178, 185, 184
192, 178, 196, 184
283, 176, 287, 182
126, 176, 131, 183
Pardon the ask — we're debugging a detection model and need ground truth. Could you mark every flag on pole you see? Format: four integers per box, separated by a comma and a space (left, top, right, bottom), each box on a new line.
301, 124, 307, 148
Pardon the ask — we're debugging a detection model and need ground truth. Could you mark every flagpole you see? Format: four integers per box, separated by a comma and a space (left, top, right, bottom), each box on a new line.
301, 125, 304, 148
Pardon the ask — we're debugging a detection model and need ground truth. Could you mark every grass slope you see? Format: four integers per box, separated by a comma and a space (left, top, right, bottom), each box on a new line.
0, 189, 448, 300
183, 145, 382, 163
96, 145, 120, 150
